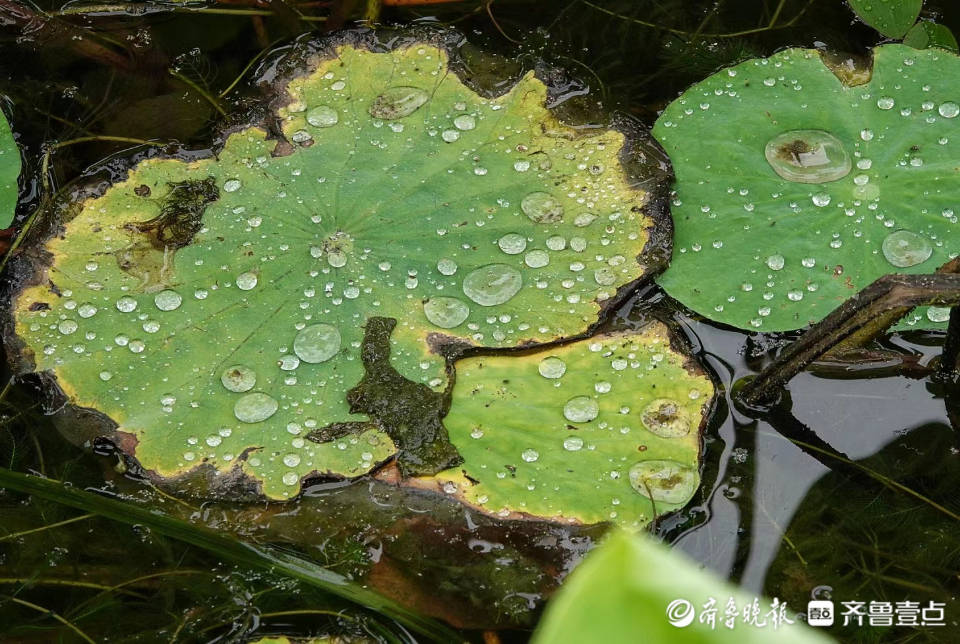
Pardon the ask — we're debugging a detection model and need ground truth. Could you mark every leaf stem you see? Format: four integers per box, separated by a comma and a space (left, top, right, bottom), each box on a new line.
2, 595, 96, 644
0, 513, 95, 542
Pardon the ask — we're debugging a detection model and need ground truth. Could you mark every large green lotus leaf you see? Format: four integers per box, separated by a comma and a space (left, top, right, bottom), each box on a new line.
0, 109, 19, 228
654, 44, 960, 332
12, 40, 659, 499
532, 530, 831, 644
848, 0, 921, 38
412, 322, 712, 528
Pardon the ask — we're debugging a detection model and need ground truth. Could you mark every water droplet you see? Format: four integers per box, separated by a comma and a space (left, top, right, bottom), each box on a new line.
306, 105, 338, 127
497, 233, 527, 255
453, 114, 476, 130
99, 371, 112, 381
58, 319, 78, 335
437, 258, 458, 275
641, 399, 690, 438
369, 86, 429, 119
423, 297, 470, 328
876, 96, 895, 110
223, 179, 241, 192
521, 449, 539, 462
882, 230, 932, 268
629, 460, 698, 503
564, 396, 599, 423
764, 130, 851, 183
234, 392, 278, 423
77, 303, 98, 318
462, 264, 522, 306
538, 356, 566, 379
293, 324, 341, 363
594, 267, 617, 286
521, 192, 564, 223
939, 102, 959, 118
236, 272, 258, 290
221, 365, 256, 392
279, 355, 300, 370
283, 453, 301, 467
524, 250, 549, 268
766, 254, 785, 270
563, 436, 584, 451
116, 296, 138, 313
282, 471, 299, 486
441, 129, 459, 143
811, 193, 831, 207
927, 306, 951, 323
154, 290, 183, 311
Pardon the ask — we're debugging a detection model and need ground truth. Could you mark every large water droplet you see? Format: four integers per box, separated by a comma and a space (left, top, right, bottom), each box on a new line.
369, 86, 429, 119
234, 392, 278, 423
563, 436, 584, 451
538, 356, 566, 378
764, 130, 851, 183
236, 272, 258, 290
423, 297, 470, 328
154, 290, 183, 311
223, 179, 241, 192
521, 449, 539, 462
306, 105, 339, 127
882, 230, 932, 268
437, 258, 458, 275
629, 460, 698, 503
116, 296, 138, 313
221, 365, 256, 392
641, 399, 690, 438
293, 324, 341, 363
766, 254, 785, 271
939, 102, 959, 118
462, 264, 522, 306
524, 250, 549, 268
282, 472, 299, 486
453, 114, 476, 130
497, 233, 527, 255
521, 192, 564, 223
927, 306, 952, 323
563, 396, 599, 423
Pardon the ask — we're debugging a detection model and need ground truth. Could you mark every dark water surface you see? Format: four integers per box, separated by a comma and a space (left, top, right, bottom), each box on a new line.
1, 1, 959, 642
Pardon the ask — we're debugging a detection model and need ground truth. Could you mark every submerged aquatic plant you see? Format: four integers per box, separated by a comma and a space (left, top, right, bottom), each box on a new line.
653, 44, 960, 332
6, 30, 710, 523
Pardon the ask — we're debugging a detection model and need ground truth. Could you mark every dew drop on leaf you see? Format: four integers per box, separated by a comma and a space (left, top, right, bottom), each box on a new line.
881, 230, 932, 267
221, 365, 256, 392
537, 356, 566, 379
640, 399, 690, 438
764, 130, 851, 183
306, 105, 339, 127
629, 459, 698, 503
368, 86, 429, 119
462, 264, 522, 306
154, 290, 183, 311
234, 392, 278, 423
521, 191, 564, 223
293, 323, 341, 363
563, 396, 599, 423
423, 296, 470, 329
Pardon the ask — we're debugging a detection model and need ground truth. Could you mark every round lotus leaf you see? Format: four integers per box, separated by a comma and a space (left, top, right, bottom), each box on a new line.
411, 322, 713, 528
653, 44, 960, 332
0, 109, 20, 228
10, 35, 663, 499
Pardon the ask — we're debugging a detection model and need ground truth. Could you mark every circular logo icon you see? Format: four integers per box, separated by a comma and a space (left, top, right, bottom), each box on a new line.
666, 599, 695, 627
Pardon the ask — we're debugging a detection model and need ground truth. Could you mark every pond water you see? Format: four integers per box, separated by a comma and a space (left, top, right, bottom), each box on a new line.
1, 0, 959, 642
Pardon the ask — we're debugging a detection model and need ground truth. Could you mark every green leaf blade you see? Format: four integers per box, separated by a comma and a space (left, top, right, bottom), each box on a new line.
848, 0, 922, 38
0, 109, 20, 228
